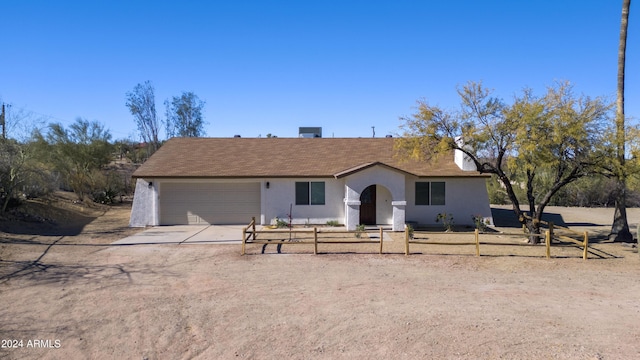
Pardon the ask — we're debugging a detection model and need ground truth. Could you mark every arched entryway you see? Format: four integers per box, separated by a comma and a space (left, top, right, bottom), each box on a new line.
343, 167, 406, 231
359, 185, 376, 225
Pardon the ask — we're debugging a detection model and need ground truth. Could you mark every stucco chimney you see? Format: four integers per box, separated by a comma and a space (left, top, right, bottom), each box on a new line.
454, 136, 476, 171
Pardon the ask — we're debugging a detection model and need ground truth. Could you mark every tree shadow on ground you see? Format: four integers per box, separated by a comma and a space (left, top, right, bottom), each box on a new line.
0, 239, 178, 285
0, 206, 97, 236
491, 208, 569, 227
491, 207, 605, 228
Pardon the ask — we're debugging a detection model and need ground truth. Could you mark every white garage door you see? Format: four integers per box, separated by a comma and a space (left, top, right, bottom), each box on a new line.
160, 182, 260, 225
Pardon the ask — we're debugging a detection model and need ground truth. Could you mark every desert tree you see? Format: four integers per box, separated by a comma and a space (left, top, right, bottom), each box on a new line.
126, 81, 161, 154
0, 139, 27, 212
164, 91, 206, 138
0, 107, 52, 212
33, 118, 113, 202
396, 81, 610, 243
0, 139, 51, 212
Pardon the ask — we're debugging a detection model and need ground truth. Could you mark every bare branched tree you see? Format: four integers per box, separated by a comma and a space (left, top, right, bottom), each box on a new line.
165, 92, 206, 138
126, 81, 161, 154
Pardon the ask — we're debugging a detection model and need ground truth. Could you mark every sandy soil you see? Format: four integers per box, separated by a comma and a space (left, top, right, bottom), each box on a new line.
1, 199, 639, 359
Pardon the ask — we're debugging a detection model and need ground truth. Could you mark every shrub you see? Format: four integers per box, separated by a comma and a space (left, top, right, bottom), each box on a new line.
90, 170, 125, 204
435, 212, 454, 232
405, 223, 414, 239
274, 217, 289, 228
472, 214, 489, 232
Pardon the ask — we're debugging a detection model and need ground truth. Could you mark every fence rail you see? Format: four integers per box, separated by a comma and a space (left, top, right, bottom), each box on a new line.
241, 218, 589, 259
531, 218, 589, 260
405, 222, 588, 260
405, 228, 553, 258
241, 217, 385, 255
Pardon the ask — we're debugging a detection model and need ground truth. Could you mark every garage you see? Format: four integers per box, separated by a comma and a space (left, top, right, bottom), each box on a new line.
159, 182, 260, 225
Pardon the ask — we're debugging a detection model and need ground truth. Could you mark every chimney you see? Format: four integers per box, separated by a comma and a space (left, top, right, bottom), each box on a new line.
454, 136, 476, 171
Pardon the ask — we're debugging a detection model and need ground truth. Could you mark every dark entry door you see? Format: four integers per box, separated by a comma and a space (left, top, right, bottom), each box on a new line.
359, 185, 376, 225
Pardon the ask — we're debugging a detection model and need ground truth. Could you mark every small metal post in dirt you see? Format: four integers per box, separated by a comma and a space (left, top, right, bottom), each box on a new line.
313, 227, 318, 255
379, 227, 384, 254
474, 228, 480, 257
288, 204, 292, 242
547, 222, 554, 259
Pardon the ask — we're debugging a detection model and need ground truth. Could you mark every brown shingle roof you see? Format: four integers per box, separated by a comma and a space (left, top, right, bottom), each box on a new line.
132, 137, 487, 178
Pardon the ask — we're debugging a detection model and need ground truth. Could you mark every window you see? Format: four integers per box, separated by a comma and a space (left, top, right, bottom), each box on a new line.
295, 182, 325, 205
415, 181, 445, 205
310, 182, 325, 205
431, 182, 445, 205
295, 182, 309, 205
415, 182, 430, 205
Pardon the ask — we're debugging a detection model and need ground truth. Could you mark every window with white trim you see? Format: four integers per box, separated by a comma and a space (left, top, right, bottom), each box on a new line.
415, 181, 445, 205
295, 182, 325, 205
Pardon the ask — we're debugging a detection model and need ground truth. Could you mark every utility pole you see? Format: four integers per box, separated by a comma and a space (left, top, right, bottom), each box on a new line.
1, 103, 5, 140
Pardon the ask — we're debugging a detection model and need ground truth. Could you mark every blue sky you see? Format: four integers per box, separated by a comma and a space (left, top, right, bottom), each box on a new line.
1, 0, 637, 140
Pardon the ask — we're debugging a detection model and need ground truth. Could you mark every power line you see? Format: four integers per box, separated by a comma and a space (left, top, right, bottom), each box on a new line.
8, 104, 77, 125
4, 103, 135, 137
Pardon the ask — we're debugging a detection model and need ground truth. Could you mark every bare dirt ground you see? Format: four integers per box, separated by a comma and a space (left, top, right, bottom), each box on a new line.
1, 196, 639, 359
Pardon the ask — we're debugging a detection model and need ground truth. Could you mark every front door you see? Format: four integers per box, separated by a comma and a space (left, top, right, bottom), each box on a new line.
359, 185, 376, 225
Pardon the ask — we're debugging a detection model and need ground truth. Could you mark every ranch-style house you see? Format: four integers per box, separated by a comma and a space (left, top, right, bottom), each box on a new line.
129, 137, 493, 231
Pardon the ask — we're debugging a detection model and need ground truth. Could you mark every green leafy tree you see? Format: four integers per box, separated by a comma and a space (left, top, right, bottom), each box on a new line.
34, 118, 113, 202
397, 81, 610, 243
126, 81, 161, 154
165, 92, 206, 138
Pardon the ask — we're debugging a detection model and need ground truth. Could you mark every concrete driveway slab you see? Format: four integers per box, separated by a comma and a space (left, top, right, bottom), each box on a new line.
112, 225, 250, 245
112, 225, 208, 245
182, 225, 247, 244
